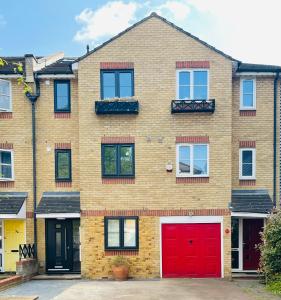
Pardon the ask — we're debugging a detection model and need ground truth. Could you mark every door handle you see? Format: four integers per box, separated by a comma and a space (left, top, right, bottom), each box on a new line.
189, 240, 193, 244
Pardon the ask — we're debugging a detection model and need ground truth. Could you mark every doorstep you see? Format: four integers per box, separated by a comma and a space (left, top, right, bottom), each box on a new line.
32, 274, 81, 280
232, 272, 263, 280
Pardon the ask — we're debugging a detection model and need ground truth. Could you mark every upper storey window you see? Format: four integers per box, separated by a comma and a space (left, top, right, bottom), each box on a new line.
0, 79, 12, 112
240, 78, 256, 110
101, 70, 134, 99
0, 150, 14, 181
54, 80, 71, 112
177, 70, 208, 100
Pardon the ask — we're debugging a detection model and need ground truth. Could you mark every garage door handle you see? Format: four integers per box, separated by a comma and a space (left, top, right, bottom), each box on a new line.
189, 240, 193, 244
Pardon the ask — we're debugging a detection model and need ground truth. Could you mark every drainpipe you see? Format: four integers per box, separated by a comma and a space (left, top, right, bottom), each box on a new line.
25, 77, 40, 256
273, 71, 280, 208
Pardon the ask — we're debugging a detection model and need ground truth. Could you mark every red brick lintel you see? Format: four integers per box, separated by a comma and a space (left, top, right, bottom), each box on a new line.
54, 113, 71, 119
176, 61, 210, 69
100, 62, 134, 69
239, 141, 256, 148
176, 136, 209, 143
81, 208, 230, 217
101, 136, 135, 144
55, 143, 71, 149
240, 110, 256, 116
0, 112, 13, 119
105, 250, 138, 256
0, 142, 13, 149
239, 180, 256, 186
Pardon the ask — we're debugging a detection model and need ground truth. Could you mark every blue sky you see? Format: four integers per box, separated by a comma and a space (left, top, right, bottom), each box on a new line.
1, 0, 281, 65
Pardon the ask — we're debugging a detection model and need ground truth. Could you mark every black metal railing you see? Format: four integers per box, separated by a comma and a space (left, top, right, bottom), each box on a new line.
171, 99, 215, 114
95, 100, 139, 115
19, 243, 36, 260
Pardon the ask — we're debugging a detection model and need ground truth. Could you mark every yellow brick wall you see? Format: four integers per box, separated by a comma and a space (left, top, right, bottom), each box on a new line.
78, 16, 233, 212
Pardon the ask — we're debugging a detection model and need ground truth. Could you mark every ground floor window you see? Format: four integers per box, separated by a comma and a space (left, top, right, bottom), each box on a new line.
104, 217, 139, 250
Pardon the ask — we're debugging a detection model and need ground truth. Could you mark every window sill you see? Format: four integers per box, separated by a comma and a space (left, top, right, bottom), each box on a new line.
55, 181, 72, 187
239, 179, 256, 186
0, 181, 15, 187
54, 112, 71, 119
176, 177, 209, 183
105, 250, 139, 256
240, 110, 256, 116
102, 178, 135, 184
0, 112, 13, 119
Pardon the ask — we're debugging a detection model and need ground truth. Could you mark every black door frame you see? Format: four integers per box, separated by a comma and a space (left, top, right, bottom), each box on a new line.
45, 219, 78, 274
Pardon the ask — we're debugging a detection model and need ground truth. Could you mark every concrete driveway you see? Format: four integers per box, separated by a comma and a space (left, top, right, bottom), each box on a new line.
0, 278, 279, 300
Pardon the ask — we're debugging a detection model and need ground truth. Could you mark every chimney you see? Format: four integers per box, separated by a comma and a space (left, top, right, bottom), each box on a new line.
24, 54, 36, 83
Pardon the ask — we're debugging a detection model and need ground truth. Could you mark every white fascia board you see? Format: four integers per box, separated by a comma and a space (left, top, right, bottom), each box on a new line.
235, 72, 277, 76
0, 74, 22, 79
36, 213, 80, 219
37, 74, 76, 79
231, 212, 269, 218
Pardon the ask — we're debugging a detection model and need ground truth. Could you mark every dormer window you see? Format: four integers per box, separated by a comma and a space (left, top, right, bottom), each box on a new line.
101, 70, 134, 99
0, 79, 12, 112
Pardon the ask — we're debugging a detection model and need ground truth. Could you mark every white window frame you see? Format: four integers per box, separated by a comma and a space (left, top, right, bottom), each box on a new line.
240, 78, 256, 110
0, 79, 12, 112
176, 143, 209, 177
239, 148, 256, 180
0, 149, 14, 181
176, 69, 209, 100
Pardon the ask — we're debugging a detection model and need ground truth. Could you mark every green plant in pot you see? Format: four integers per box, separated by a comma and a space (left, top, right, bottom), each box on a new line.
111, 256, 129, 280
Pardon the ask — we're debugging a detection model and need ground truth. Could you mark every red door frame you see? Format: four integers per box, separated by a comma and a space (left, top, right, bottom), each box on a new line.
161, 223, 221, 278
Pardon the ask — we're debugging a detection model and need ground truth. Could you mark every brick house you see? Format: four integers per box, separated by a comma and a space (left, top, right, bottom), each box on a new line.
0, 13, 280, 278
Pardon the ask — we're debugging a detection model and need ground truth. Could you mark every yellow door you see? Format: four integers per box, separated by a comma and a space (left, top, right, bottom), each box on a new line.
4, 220, 25, 272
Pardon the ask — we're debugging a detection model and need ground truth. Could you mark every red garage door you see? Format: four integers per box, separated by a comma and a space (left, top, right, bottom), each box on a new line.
162, 223, 221, 278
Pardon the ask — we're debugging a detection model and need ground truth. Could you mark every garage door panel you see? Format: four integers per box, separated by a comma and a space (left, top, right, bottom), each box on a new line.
162, 223, 221, 278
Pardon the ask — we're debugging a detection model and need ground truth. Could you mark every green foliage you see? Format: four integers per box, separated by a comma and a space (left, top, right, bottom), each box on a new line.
259, 211, 281, 280
0, 57, 31, 94
266, 276, 281, 295
111, 256, 128, 267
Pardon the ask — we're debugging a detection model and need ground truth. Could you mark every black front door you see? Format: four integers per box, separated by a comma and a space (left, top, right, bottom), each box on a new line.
46, 219, 80, 273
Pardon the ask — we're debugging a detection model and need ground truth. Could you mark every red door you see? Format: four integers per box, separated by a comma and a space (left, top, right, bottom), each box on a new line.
162, 223, 221, 278
243, 219, 263, 270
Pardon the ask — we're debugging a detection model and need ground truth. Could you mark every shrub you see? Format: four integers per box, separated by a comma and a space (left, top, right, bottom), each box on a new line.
259, 211, 281, 281
111, 256, 128, 267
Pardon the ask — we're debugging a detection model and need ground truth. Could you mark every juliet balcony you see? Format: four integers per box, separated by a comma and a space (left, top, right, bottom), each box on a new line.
95, 99, 139, 115
171, 99, 215, 114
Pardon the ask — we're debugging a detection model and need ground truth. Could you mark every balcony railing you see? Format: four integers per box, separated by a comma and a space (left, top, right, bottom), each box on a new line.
19, 243, 36, 260
171, 99, 215, 114
95, 100, 139, 115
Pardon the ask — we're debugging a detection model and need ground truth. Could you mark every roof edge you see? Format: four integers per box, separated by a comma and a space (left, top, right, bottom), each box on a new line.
75, 12, 240, 63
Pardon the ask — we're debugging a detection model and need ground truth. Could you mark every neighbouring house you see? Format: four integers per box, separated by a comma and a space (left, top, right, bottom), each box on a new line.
0, 13, 280, 278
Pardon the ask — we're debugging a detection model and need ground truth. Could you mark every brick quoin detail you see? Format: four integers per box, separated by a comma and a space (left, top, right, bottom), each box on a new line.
100, 62, 134, 69
239, 141, 256, 148
55, 143, 71, 149
0, 181, 14, 188
176, 61, 210, 69
102, 178, 135, 184
0, 112, 12, 119
176, 136, 209, 143
81, 208, 230, 217
54, 113, 71, 119
26, 212, 34, 218
240, 110, 256, 116
176, 177, 209, 184
101, 136, 135, 144
0, 142, 13, 149
239, 180, 256, 186
56, 181, 72, 187
105, 250, 139, 256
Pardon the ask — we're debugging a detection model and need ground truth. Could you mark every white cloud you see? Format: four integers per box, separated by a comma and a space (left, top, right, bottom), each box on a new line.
157, 1, 191, 21
74, 1, 139, 43
0, 15, 6, 28
74, 0, 281, 65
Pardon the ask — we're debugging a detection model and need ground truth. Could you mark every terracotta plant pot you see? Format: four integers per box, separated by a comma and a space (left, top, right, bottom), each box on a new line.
112, 265, 129, 281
